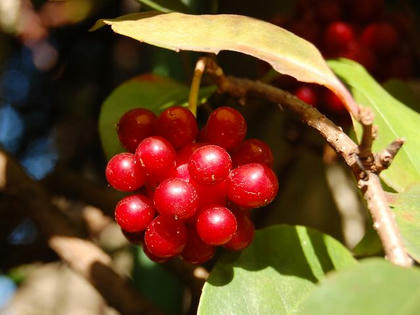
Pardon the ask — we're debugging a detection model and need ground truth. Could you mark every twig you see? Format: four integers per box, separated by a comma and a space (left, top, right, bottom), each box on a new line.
197, 57, 412, 267
0, 150, 163, 315
188, 58, 206, 116
358, 106, 375, 162
374, 138, 405, 173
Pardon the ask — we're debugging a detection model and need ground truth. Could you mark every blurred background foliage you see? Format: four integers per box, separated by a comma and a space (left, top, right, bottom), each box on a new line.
0, 0, 419, 314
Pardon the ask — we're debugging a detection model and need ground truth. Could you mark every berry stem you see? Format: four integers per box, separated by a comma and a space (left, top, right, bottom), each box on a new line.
188, 58, 206, 116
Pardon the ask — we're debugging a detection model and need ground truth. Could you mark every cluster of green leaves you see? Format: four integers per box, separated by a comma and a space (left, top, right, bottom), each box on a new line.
94, 9, 420, 315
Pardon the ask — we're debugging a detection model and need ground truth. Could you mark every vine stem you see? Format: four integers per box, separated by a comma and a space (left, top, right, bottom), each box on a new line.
188, 58, 206, 116
198, 57, 412, 267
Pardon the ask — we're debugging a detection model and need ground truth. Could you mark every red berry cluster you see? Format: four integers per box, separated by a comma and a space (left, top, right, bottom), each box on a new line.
269, 0, 416, 113
105, 106, 278, 264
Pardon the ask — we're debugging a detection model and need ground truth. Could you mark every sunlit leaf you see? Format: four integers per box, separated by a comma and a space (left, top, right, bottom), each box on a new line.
198, 225, 356, 315
299, 258, 420, 315
329, 59, 420, 192
91, 12, 358, 116
390, 184, 420, 263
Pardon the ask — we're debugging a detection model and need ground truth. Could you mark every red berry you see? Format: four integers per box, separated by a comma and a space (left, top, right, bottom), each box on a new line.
227, 163, 278, 208
117, 108, 157, 152
135, 136, 176, 177
231, 139, 274, 167
157, 106, 198, 149
144, 215, 187, 258
294, 85, 319, 107
143, 244, 169, 263
339, 41, 376, 72
323, 22, 355, 53
121, 229, 144, 245
196, 206, 237, 245
204, 107, 247, 150
153, 178, 199, 220
181, 227, 215, 264
361, 23, 399, 56
188, 145, 232, 185
106, 153, 146, 192
115, 194, 156, 232
195, 180, 227, 209
323, 89, 346, 112
224, 212, 255, 251
168, 163, 192, 182
176, 142, 206, 165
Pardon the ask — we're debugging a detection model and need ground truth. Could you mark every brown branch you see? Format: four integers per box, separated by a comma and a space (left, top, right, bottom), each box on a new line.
374, 138, 405, 173
0, 150, 163, 315
358, 106, 375, 161
198, 57, 412, 267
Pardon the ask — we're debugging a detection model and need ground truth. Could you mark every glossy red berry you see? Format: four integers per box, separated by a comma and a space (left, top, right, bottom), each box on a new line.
339, 41, 375, 72
121, 229, 144, 245
176, 142, 206, 165
153, 178, 199, 220
227, 163, 278, 208
188, 145, 232, 185
115, 194, 156, 232
323, 89, 346, 112
204, 107, 247, 150
196, 206, 237, 245
143, 244, 169, 263
181, 227, 215, 264
195, 180, 227, 209
144, 215, 187, 258
106, 153, 146, 192
168, 163, 192, 182
323, 22, 355, 53
117, 108, 157, 152
294, 85, 319, 107
224, 212, 255, 251
231, 139, 274, 167
361, 23, 399, 56
135, 136, 176, 177
157, 106, 198, 149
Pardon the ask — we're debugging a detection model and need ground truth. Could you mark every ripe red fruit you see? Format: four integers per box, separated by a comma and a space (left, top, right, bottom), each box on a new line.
204, 107, 247, 150
195, 180, 227, 209
323, 89, 346, 112
121, 229, 144, 245
224, 212, 255, 251
168, 163, 192, 182
361, 23, 399, 56
231, 139, 274, 167
188, 145, 232, 185
196, 206, 237, 245
135, 136, 176, 177
117, 108, 157, 152
144, 215, 187, 258
339, 41, 375, 72
227, 163, 278, 208
294, 85, 319, 107
153, 178, 199, 220
115, 194, 156, 232
157, 106, 198, 149
323, 22, 355, 53
176, 142, 206, 165
181, 228, 215, 264
143, 244, 169, 263
105, 153, 146, 192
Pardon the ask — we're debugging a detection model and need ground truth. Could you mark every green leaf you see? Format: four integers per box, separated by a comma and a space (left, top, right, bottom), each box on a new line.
198, 225, 356, 315
299, 258, 420, 315
136, 0, 190, 13
328, 59, 420, 192
352, 224, 383, 258
383, 79, 420, 112
91, 12, 358, 116
98, 73, 215, 159
390, 184, 420, 263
